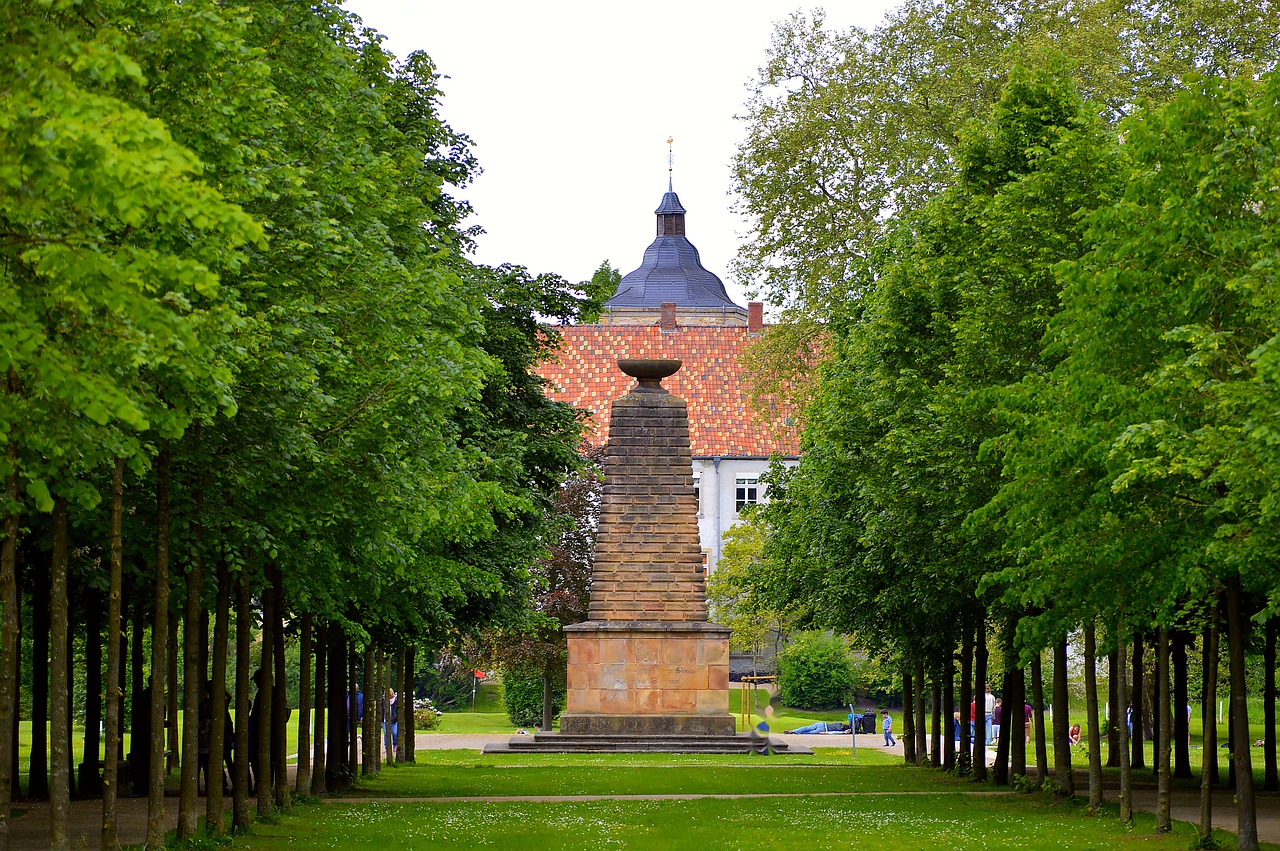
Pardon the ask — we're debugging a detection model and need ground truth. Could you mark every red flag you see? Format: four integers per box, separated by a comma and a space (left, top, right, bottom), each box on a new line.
474, 670, 485, 679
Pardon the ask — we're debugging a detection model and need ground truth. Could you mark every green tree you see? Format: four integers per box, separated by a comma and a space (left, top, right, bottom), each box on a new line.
985, 71, 1280, 845
732, 0, 1280, 398
706, 510, 794, 675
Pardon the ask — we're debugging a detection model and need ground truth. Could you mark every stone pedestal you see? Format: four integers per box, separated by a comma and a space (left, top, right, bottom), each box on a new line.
561, 621, 733, 736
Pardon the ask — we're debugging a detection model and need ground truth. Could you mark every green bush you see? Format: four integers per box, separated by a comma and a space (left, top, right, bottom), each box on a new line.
777, 631, 856, 710
500, 666, 565, 727
414, 697, 443, 731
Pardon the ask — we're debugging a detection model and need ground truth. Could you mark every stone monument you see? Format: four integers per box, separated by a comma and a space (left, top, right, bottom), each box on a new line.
558, 358, 733, 736
483, 358, 806, 753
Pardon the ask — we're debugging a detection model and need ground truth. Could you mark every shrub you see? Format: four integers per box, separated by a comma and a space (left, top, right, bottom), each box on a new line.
777, 631, 856, 710
414, 697, 443, 731
500, 666, 565, 727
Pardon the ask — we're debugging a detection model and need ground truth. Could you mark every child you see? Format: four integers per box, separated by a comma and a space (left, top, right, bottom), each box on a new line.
882, 709, 896, 747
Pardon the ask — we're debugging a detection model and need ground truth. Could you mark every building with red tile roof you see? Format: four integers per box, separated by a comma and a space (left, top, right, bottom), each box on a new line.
536, 188, 800, 573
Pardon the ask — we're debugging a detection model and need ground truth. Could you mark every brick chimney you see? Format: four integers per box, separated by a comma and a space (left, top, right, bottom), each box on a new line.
747, 301, 764, 335
660, 302, 677, 332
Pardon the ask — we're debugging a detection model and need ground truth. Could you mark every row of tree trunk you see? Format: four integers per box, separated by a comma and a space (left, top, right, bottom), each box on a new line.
898, 593, 1267, 849
0, 478, 421, 850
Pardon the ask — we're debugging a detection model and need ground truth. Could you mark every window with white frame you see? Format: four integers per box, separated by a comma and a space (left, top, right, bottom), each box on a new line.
692, 473, 702, 515
735, 476, 759, 512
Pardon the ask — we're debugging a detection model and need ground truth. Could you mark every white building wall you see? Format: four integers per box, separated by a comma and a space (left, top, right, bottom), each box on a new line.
690, 457, 797, 575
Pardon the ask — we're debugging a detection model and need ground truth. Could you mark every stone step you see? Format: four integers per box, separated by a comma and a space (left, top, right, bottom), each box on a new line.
480, 733, 811, 755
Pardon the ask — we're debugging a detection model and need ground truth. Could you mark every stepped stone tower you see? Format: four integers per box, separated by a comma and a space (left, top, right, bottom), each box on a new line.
559, 358, 734, 736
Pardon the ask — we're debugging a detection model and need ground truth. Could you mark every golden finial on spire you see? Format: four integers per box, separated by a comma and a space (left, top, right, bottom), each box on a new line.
667, 136, 674, 191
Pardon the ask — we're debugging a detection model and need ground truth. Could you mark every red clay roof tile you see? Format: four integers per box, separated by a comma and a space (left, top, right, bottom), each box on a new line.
537, 325, 800, 458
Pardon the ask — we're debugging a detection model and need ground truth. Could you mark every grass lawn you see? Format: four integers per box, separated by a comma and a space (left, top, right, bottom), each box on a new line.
227, 749, 1273, 850
331, 748, 949, 798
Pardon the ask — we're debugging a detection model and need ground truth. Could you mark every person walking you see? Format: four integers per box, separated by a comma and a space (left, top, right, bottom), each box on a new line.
882, 709, 897, 747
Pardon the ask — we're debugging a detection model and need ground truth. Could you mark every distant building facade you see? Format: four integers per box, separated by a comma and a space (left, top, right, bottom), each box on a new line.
537, 188, 799, 574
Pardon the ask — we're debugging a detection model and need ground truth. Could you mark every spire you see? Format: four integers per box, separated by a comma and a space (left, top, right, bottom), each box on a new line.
667, 136, 674, 192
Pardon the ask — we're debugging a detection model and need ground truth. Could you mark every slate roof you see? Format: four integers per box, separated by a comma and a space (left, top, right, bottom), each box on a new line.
537, 324, 800, 458
605, 191, 741, 310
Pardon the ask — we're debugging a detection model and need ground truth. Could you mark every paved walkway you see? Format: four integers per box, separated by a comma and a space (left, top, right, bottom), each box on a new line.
8, 733, 1279, 848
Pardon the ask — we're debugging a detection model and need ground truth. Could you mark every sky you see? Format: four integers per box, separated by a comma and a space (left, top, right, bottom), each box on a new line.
341, 1, 899, 306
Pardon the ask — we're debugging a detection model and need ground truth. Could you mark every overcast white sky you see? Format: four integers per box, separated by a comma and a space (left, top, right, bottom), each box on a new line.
342, 1, 898, 304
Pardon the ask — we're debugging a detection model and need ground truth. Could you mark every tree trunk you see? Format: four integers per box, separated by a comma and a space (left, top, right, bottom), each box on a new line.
311, 622, 327, 796
147, 448, 171, 851
1155, 626, 1171, 833
973, 615, 988, 781
325, 626, 347, 790
901, 663, 915, 764
29, 558, 49, 801
50, 497, 71, 850
1227, 575, 1259, 850
913, 658, 926, 766
1084, 621, 1103, 811
166, 618, 178, 776
129, 595, 145, 798
232, 572, 251, 830
541, 662, 554, 733
1107, 647, 1121, 768
206, 556, 230, 835
371, 652, 382, 772
1264, 617, 1277, 791
1199, 602, 1220, 844
0, 440, 19, 849
362, 645, 376, 776
1151, 641, 1161, 782
1117, 630, 1132, 825
256, 574, 274, 818
82, 598, 103, 797
404, 643, 416, 763
270, 574, 288, 810
348, 643, 359, 773
381, 653, 394, 766
1032, 651, 1048, 786
1228, 702, 1236, 790
930, 673, 942, 769
63, 616, 74, 801
993, 617, 1015, 786
295, 612, 312, 794
9, 593, 17, 797
198, 610, 209, 705
399, 645, 411, 764
1203, 617, 1220, 789
1052, 636, 1073, 797
1131, 634, 1146, 769
102, 459, 124, 851
1173, 633, 1192, 780
958, 621, 973, 776
1008, 652, 1026, 780
177, 504, 204, 841
943, 656, 956, 772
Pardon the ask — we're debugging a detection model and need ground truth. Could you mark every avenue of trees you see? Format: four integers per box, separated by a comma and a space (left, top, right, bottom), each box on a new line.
730, 1, 1280, 848
1, 2, 607, 849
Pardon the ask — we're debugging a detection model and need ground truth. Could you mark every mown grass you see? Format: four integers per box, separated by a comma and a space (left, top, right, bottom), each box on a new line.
227, 749, 1271, 850
332, 748, 944, 798
241, 796, 1230, 850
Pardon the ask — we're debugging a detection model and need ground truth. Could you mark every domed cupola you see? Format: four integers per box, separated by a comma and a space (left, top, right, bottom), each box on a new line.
605, 189, 743, 312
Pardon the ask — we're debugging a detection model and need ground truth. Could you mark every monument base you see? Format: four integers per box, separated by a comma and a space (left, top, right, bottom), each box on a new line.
558, 712, 735, 736
564, 620, 730, 725
480, 730, 812, 754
